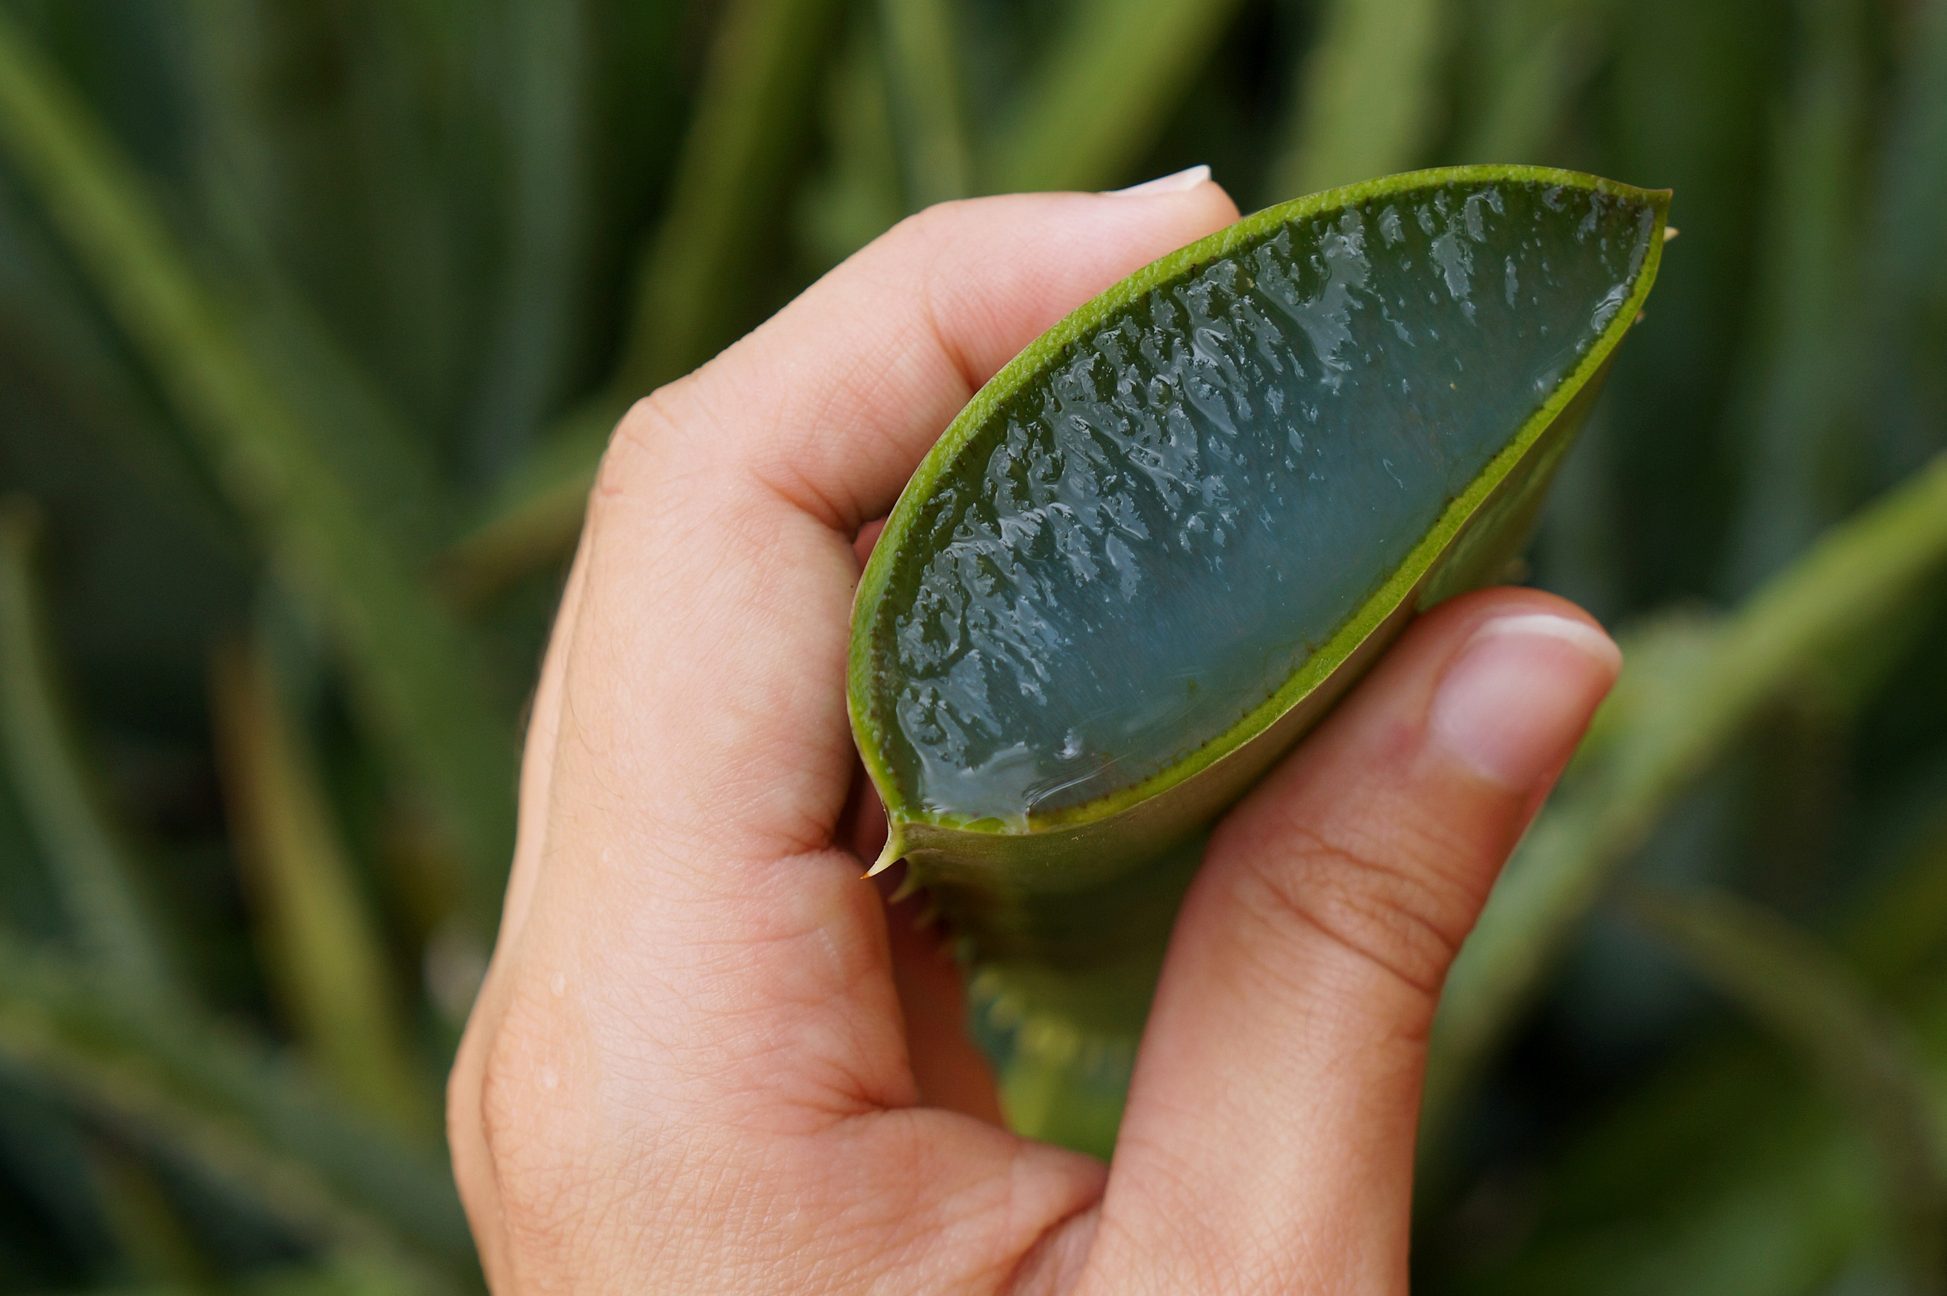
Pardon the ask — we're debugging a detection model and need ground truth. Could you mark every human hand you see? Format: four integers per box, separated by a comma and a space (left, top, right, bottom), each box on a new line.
447, 172, 1622, 1293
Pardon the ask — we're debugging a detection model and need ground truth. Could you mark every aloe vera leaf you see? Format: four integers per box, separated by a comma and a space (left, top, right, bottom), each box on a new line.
1844, 776, 1947, 987
0, 933, 471, 1283
1454, 1087, 1889, 1296
1872, 0, 1947, 323
797, 18, 907, 271
851, 166, 1670, 1149
1452, 973, 1947, 1296
462, 0, 589, 477
437, 405, 612, 607
1599, 0, 1784, 605
186, 0, 471, 433
0, 1082, 118, 1281
0, 506, 188, 1003
1426, 450, 1947, 1138
1266, 0, 1450, 199
875, 0, 972, 208
65, 1261, 425, 1296
0, 181, 238, 554
1453, 788, 1947, 1294
1629, 888, 1947, 1281
1720, 0, 1870, 591
85, 1141, 215, 1286
233, 290, 460, 560
438, 0, 952, 601
443, 0, 868, 601
0, 13, 517, 926
987, 0, 1248, 194
332, 7, 476, 431
177, 10, 458, 551
612, 0, 847, 396
210, 632, 432, 1135
1860, 0, 1947, 485
1454, 0, 1620, 162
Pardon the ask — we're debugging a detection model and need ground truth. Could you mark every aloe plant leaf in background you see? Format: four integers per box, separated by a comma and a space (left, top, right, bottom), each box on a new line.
3, 0, 1946, 1288
849, 165, 1669, 1153
0, 11, 518, 928
1630, 886, 1947, 1281
0, 506, 188, 1004
0, 933, 472, 1287
1424, 450, 1947, 1140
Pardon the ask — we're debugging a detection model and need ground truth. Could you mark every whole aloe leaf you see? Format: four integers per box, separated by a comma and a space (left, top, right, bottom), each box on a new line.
848, 165, 1669, 1152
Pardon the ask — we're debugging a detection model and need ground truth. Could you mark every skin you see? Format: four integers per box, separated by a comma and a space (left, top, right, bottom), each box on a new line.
448, 175, 1623, 1294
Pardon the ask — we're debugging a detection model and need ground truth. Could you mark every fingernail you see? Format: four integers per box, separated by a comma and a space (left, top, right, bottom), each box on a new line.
1109, 164, 1212, 196
1428, 613, 1622, 790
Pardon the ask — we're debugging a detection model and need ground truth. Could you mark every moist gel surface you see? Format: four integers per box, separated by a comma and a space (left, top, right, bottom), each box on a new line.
871, 179, 1656, 824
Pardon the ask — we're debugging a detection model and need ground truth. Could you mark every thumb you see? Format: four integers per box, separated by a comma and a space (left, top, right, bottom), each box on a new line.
1078, 589, 1621, 1294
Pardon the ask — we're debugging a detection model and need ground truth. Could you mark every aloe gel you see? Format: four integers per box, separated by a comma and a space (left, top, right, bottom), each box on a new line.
849, 166, 1670, 1154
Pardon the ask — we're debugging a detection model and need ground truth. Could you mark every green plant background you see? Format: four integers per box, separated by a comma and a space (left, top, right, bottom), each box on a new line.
0, 0, 1943, 1292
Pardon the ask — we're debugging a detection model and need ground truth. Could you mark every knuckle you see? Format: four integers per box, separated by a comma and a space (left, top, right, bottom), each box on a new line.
1223, 815, 1479, 1008
886, 202, 968, 304
471, 991, 599, 1253
593, 380, 742, 521
593, 385, 690, 503
891, 198, 968, 247
448, 959, 846, 1283
446, 1013, 500, 1234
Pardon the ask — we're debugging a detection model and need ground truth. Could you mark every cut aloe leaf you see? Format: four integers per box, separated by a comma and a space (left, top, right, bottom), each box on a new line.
848, 165, 1669, 1153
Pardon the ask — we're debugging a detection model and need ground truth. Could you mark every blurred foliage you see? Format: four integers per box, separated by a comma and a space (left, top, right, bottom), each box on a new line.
0, 0, 1944, 1291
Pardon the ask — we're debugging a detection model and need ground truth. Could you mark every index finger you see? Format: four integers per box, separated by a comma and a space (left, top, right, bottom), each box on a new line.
527, 181, 1244, 1117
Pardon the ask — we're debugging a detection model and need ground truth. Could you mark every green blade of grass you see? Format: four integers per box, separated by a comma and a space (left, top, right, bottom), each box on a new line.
210, 632, 432, 1135
0, 505, 188, 1003
1264, 0, 1450, 200
0, 932, 471, 1285
610, 0, 848, 397
987, 0, 1249, 193
0, 12, 517, 927
1426, 452, 1947, 1135
1629, 887, 1947, 1283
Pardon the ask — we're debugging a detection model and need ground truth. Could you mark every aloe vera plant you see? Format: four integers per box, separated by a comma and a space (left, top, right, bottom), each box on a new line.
849, 165, 1669, 1152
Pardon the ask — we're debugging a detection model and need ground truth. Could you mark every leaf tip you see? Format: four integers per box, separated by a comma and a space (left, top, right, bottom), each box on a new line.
864, 821, 906, 879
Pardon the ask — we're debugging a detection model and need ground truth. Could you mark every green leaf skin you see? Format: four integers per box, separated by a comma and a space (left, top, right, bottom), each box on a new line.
848, 166, 1668, 1153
